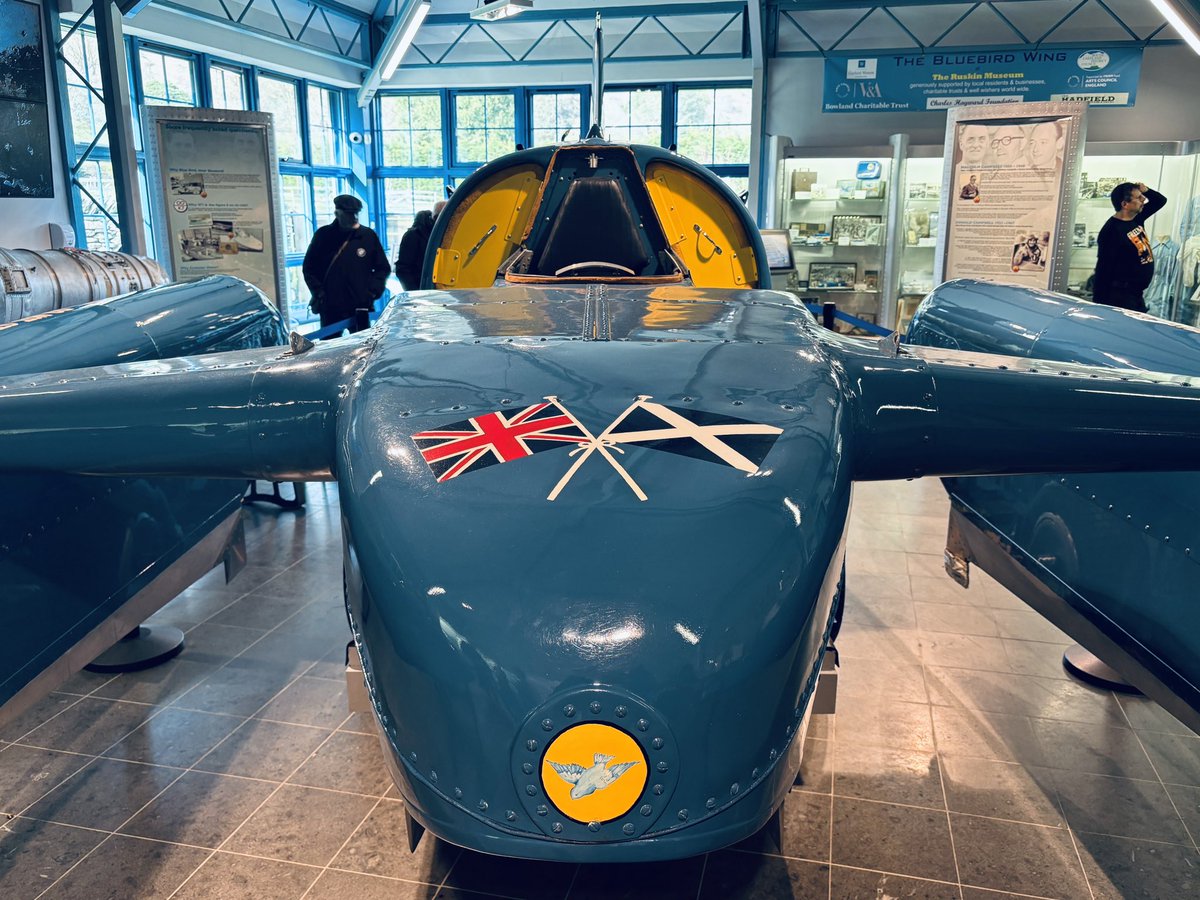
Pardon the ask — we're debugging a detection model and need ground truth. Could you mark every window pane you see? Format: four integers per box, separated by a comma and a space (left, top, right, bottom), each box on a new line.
139, 49, 195, 107
602, 88, 661, 145
76, 160, 121, 251
258, 75, 303, 161
307, 85, 341, 167
455, 93, 515, 163
279, 174, 313, 254
380, 94, 443, 167
62, 29, 107, 148
312, 175, 343, 224
384, 177, 443, 252
674, 87, 751, 166
210, 66, 246, 110
286, 263, 317, 329
531, 92, 581, 146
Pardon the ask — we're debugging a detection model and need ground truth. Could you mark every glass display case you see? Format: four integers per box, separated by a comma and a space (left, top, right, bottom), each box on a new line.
776, 153, 891, 326
896, 153, 944, 331
1066, 144, 1200, 323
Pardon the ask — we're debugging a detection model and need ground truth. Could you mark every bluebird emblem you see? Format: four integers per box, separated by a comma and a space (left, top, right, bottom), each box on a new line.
547, 753, 641, 800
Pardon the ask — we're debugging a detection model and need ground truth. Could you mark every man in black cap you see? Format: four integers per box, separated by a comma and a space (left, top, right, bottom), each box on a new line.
302, 194, 390, 335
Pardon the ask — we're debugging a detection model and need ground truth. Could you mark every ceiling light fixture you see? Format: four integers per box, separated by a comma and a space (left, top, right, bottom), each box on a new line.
469, 0, 533, 23
381, 0, 432, 80
1149, 0, 1200, 56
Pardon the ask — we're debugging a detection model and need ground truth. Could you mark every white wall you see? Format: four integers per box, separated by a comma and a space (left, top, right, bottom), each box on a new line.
766, 44, 1200, 150
0, 0, 72, 251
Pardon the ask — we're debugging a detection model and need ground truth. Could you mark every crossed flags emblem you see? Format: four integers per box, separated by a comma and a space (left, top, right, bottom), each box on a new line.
411, 396, 783, 501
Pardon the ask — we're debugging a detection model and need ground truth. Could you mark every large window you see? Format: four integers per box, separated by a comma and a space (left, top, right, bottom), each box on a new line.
258, 75, 303, 161
383, 177, 444, 252
380, 94, 442, 167
602, 88, 662, 145
530, 92, 581, 146
454, 93, 515, 164
138, 48, 196, 107
307, 85, 341, 167
311, 176, 344, 226
210, 65, 247, 110
676, 86, 752, 166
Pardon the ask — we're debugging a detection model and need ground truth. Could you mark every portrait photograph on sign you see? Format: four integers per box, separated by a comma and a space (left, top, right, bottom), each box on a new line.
938, 102, 1086, 293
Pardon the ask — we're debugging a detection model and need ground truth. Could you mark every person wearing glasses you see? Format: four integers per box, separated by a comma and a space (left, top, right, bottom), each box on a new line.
988, 125, 1026, 166
1092, 181, 1167, 312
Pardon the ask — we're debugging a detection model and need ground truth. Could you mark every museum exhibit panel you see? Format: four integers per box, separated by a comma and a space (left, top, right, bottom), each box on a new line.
6, 1, 1200, 897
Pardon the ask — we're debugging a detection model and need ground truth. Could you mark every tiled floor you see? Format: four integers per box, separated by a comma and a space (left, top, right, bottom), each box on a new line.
2, 479, 1198, 899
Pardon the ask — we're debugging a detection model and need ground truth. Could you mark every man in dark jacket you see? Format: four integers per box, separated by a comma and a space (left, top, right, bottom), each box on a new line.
1092, 181, 1167, 313
302, 194, 390, 335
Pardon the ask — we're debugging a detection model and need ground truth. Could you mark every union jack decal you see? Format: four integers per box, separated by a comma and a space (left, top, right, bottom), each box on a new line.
412, 400, 588, 483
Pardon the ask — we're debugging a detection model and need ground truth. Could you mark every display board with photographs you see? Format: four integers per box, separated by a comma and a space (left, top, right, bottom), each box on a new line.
143, 107, 287, 314
938, 102, 1086, 292
831, 215, 882, 246
808, 262, 857, 289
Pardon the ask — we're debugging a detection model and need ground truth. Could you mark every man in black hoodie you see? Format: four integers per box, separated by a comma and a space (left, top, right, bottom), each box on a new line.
394, 208, 435, 291
1092, 181, 1167, 312
302, 194, 390, 335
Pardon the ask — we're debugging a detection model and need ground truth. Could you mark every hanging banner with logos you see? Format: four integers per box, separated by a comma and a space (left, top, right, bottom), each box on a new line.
823, 47, 1141, 113
935, 101, 1087, 293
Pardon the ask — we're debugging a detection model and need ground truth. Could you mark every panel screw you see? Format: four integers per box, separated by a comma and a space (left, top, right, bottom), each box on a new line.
589, 701, 601, 714
526, 785, 537, 796
478, 800, 489, 812
706, 798, 716, 810
615, 705, 627, 718
537, 805, 548, 816
526, 739, 538, 752
637, 718, 649, 732
651, 737, 664, 750
563, 704, 576, 717
522, 762, 534, 775
640, 804, 652, 816
730, 783, 740, 796
657, 761, 669, 773
552, 822, 563, 833
653, 784, 664, 795
506, 810, 518, 822
587, 821, 601, 832
541, 718, 553, 731
623, 823, 635, 835
677, 809, 689, 821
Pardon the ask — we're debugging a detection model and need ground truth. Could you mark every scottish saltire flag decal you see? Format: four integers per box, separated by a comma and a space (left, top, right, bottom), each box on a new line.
412, 400, 588, 482
412, 395, 784, 501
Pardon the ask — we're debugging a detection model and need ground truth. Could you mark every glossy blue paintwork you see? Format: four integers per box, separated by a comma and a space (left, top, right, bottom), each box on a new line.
907, 278, 1200, 733
8, 154, 1200, 862
0, 276, 287, 715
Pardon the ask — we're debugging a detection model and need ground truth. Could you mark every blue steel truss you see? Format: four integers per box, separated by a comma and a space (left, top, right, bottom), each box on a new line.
374, 2, 747, 69
151, 0, 370, 65
767, 0, 1181, 57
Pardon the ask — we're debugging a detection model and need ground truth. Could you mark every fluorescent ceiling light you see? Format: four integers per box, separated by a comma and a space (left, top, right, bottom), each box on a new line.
381, 0, 431, 79
1150, 0, 1200, 56
470, 0, 533, 22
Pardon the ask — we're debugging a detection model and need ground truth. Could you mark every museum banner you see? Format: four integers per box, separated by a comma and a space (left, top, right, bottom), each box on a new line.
936, 102, 1087, 293
142, 107, 286, 314
822, 47, 1141, 113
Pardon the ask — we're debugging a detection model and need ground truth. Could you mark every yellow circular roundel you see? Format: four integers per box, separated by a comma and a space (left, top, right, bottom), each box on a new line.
541, 723, 648, 824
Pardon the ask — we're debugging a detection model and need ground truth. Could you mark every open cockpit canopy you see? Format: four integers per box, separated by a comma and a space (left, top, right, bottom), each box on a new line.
425, 140, 771, 291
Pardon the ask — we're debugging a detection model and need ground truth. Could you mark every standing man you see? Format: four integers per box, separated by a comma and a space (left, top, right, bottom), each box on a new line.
303, 194, 390, 335
1092, 182, 1167, 312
